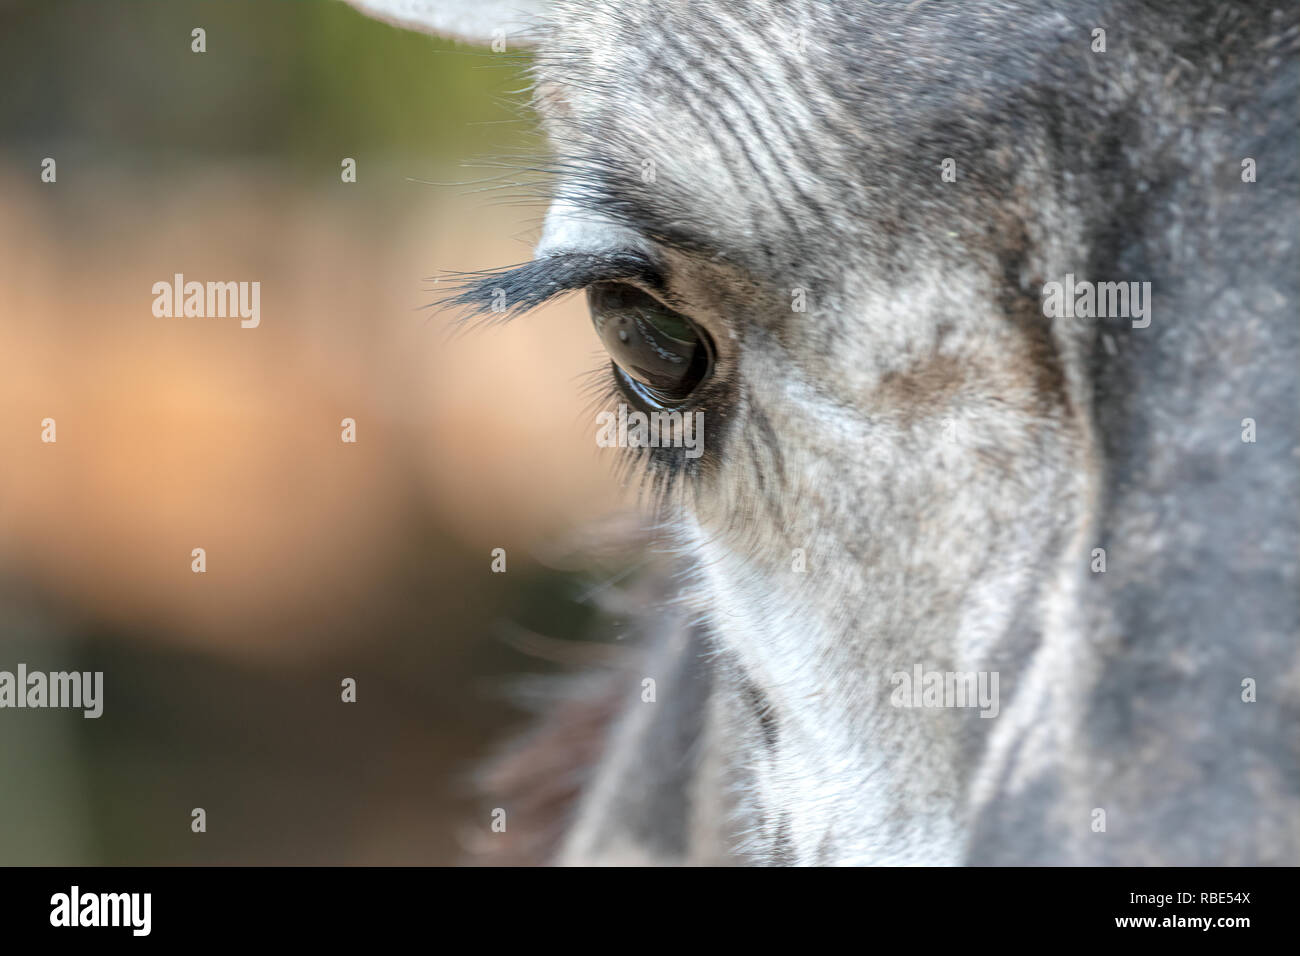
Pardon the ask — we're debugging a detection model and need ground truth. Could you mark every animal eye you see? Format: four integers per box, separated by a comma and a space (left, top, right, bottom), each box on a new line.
587, 282, 713, 409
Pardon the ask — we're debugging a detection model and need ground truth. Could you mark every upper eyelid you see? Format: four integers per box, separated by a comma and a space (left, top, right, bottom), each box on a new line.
442, 250, 661, 321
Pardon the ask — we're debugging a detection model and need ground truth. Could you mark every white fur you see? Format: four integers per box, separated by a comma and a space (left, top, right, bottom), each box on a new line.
342, 0, 548, 46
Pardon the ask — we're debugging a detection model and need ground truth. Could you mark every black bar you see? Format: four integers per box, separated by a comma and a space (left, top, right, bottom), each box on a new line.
0, 866, 1284, 942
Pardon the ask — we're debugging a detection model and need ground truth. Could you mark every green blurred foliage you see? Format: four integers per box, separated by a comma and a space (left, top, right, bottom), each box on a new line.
0, 0, 533, 162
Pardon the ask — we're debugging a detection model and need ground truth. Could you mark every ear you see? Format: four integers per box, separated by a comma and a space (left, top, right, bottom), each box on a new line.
342, 0, 549, 48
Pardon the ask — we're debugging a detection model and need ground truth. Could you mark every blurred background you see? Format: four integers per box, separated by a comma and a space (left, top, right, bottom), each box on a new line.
0, 0, 637, 863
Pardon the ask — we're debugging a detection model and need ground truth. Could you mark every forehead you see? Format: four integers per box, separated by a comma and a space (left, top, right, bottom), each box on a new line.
530, 0, 1043, 284
532, 0, 864, 275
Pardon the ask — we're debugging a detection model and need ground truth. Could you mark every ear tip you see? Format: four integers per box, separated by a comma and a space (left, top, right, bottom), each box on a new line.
342, 0, 547, 49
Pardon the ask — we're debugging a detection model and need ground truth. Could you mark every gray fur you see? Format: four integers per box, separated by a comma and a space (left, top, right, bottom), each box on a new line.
354, 0, 1300, 864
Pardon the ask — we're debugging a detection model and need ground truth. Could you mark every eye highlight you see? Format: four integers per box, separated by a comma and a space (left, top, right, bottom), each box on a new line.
588, 282, 713, 410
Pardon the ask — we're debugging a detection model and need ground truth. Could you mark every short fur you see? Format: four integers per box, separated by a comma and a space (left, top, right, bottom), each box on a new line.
354, 0, 1300, 864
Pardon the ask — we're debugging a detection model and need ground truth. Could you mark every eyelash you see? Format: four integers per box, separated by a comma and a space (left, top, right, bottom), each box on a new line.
439, 256, 716, 508
578, 360, 704, 511
437, 251, 660, 326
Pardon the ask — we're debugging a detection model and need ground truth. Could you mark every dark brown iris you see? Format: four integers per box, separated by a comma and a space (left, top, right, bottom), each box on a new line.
588, 282, 712, 408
